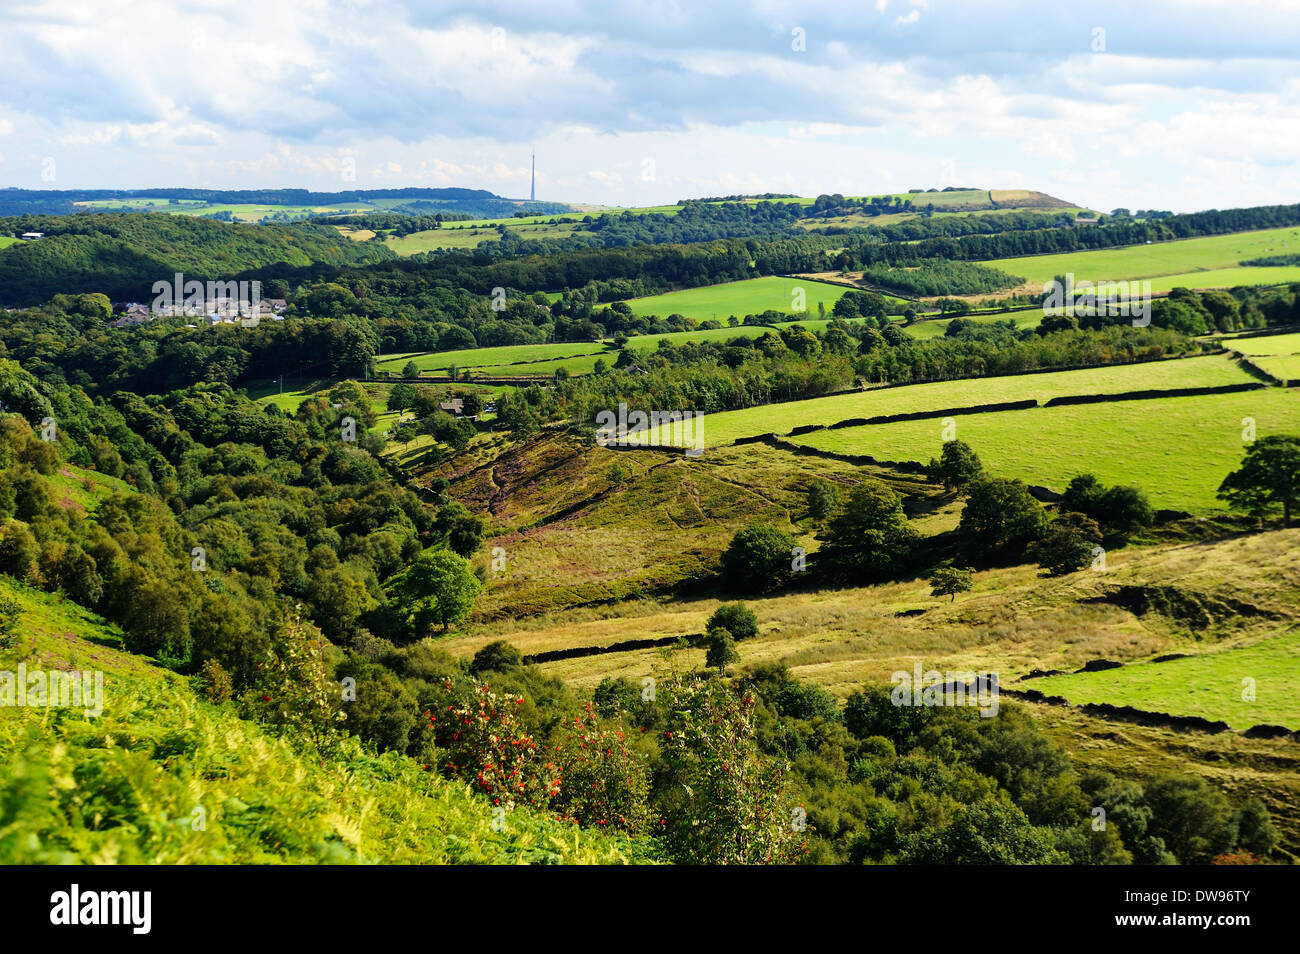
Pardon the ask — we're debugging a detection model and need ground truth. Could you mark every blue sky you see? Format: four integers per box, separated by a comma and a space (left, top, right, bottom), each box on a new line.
0, 0, 1297, 211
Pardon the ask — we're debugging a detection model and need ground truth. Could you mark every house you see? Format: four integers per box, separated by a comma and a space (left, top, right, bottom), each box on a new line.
439, 399, 465, 416
19, 232, 44, 241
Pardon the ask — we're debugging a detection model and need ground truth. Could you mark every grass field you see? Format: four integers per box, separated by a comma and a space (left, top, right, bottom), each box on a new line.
795, 388, 1300, 511
624, 324, 776, 350
1227, 331, 1300, 356
979, 226, 1300, 290
1254, 357, 1300, 381
375, 342, 608, 374
385, 221, 596, 254
0, 236, 20, 249
1225, 331, 1300, 380
903, 310, 1043, 339
664, 353, 1256, 448
621, 277, 850, 321
1029, 630, 1300, 729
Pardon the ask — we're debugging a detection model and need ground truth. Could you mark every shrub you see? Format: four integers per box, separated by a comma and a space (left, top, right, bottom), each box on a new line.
470, 640, 523, 674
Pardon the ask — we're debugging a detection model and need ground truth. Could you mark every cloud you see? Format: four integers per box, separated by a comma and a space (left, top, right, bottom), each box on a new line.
0, 0, 1294, 211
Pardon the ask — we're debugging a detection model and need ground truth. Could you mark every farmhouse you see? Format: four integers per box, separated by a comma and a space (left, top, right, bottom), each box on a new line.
20, 231, 44, 240
439, 398, 465, 415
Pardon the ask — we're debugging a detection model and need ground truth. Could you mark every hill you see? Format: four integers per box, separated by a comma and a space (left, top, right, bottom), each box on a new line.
0, 576, 651, 864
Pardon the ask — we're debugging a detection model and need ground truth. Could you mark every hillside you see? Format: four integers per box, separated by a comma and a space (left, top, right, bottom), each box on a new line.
0, 213, 397, 304
0, 577, 652, 865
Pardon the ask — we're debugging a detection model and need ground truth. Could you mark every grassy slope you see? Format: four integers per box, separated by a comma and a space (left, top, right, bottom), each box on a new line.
797, 388, 1300, 511
0, 577, 651, 865
668, 353, 1256, 447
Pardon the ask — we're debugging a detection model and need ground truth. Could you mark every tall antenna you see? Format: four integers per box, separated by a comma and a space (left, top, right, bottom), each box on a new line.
530, 153, 536, 202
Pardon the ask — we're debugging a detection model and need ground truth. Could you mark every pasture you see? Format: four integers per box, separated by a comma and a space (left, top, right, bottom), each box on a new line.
1028, 630, 1300, 729
664, 353, 1257, 448
979, 226, 1300, 290
374, 342, 609, 374
621, 276, 849, 321
794, 388, 1300, 511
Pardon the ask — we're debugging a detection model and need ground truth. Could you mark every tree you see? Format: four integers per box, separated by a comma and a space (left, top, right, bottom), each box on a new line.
707, 602, 758, 641
806, 479, 841, 521
1143, 774, 1236, 864
928, 565, 973, 602
825, 478, 917, 575
705, 628, 739, 675
1218, 435, 1300, 526
393, 548, 483, 634
0, 521, 39, 582
1028, 512, 1102, 576
932, 440, 983, 491
958, 476, 1048, 561
720, 523, 797, 593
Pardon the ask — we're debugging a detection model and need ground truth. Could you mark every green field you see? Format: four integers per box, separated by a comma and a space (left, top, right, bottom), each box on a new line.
622, 277, 849, 321
794, 388, 1300, 511
667, 353, 1257, 448
1254, 356, 1300, 381
624, 324, 775, 350
0, 236, 20, 249
980, 227, 1300, 289
375, 342, 608, 374
1227, 331, 1300, 356
470, 354, 607, 377
903, 310, 1044, 339
75, 197, 377, 221
1028, 630, 1300, 729
385, 220, 596, 255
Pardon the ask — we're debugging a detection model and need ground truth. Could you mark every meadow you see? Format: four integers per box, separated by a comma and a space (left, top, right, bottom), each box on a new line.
621, 276, 850, 320
902, 310, 1043, 339
794, 388, 1300, 511
979, 226, 1300, 290
1028, 630, 1300, 729
374, 342, 609, 374
665, 353, 1257, 447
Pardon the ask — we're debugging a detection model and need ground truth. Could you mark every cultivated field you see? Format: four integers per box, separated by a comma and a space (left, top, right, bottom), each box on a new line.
795, 388, 1299, 511
662, 353, 1257, 448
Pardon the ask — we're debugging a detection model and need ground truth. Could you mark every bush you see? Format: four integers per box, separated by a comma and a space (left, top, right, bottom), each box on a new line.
470, 640, 523, 674
707, 603, 758, 641
0, 592, 20, 650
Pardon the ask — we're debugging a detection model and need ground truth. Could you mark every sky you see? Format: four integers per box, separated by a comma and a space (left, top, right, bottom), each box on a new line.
1, 0, 1298, 212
